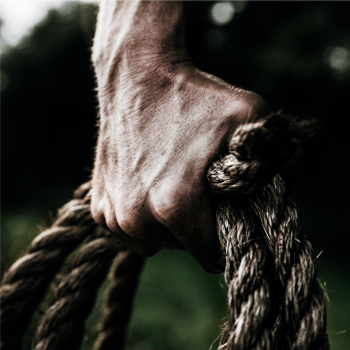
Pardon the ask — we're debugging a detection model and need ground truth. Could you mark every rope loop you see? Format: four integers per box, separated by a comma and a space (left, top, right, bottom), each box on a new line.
208, 112, 316, 194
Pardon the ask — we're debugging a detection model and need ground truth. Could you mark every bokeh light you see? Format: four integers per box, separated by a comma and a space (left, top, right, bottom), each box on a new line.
209, 2, 235, 26
328, 46, 350, 73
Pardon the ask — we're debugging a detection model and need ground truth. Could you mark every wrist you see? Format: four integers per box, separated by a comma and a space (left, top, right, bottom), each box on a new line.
93, 0, 190, 71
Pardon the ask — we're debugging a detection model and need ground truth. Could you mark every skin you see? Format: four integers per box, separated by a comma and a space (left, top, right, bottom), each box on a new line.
91, 1, 270, 273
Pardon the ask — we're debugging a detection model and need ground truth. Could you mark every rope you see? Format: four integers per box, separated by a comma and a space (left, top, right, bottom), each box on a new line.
32, 229, 126, 350
251, 176, 329, 350
0, 112, 329, 350
208, 113, 329, 350
0, 182, 95, 350
94, 250, 145, 350
215, 198, 275, 350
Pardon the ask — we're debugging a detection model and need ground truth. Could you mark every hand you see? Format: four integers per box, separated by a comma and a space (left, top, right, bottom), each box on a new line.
91, 1, 270, 273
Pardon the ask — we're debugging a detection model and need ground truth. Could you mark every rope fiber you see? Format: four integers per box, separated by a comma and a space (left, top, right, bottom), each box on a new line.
209, 113, 329, 350
0, 112, 329, 350
1, 182, 95, 350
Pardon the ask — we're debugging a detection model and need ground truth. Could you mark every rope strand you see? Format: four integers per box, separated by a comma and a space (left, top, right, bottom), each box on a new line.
250, 176, 330, 350
216, 198, 275, 350
0, 182, 94, 350
209, 113, 329, 350
33, 230, 126, 350
94, 250, 145, 350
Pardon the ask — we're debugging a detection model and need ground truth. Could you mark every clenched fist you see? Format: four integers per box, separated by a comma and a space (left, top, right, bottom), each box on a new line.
91, 0, 270, 273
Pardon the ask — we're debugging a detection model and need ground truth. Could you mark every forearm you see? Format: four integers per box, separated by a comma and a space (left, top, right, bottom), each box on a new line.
92, 0, 190, 75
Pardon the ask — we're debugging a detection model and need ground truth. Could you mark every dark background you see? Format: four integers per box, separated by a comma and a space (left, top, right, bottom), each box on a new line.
2, 1, 350, 349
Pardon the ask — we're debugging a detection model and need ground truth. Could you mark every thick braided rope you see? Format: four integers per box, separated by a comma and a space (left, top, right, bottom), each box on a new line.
215, 198, 275, 350
94, 250, 145, 350
0, 182, 95, 350
1, 112, 328, 350
250, 176, 329, 350
209, 113, 328, 350
32, 228, 126, 350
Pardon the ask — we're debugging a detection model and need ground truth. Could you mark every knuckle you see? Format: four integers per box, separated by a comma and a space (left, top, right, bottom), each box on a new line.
115, 209, 133, 234
115, 204, 144, 239
152, 197, 176, 223
91, 210, 105, 227
223, 92, 271, 130
90, 188, 121, 234
151, 184, 189, 225
90, 196, 106, 227
104, 210, 118, 231
240, 92, 270, 121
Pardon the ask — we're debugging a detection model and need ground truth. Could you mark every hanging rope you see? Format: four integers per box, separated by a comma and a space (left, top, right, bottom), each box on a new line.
214, 198, 275, 350
32, 229, 125, 350
209, 112, 329, 350
0, 113, 329, 350
0, 182, 95, 350
94, 251, 145, 350
251, 177, 328, 350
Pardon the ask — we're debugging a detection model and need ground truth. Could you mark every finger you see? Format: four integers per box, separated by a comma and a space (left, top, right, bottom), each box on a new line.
114, 209, 186, 251
107, 220, 161, 258
152, 180, 223, 274
94, 192, 161, 257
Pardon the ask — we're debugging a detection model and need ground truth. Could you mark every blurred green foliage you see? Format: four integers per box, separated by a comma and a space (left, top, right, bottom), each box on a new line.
2, 1, 350, 349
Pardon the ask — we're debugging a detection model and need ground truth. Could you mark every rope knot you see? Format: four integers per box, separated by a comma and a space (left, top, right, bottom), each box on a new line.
208, 112, 316, 194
